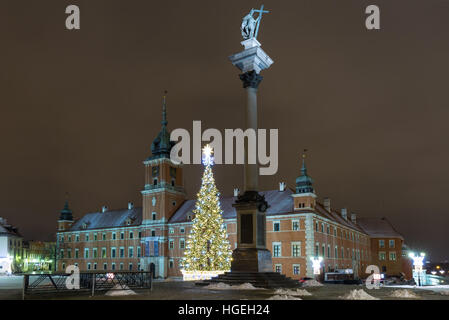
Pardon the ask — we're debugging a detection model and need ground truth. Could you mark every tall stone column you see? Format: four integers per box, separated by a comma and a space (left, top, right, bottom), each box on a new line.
228, 39, 273, 272
240, 70, 262, 193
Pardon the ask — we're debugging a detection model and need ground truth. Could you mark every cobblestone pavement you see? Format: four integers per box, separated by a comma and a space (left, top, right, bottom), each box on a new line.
1, 276, 448, 300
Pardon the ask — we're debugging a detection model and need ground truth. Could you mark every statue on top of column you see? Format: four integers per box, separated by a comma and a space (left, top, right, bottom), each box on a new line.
240, 5, 269, 40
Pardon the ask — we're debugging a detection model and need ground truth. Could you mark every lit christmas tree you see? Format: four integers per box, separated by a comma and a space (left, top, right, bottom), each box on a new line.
181, 145, 232, 274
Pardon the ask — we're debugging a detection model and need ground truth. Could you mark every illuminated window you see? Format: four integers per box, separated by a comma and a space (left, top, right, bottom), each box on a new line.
389, 252, 396, 261
293, 264, 300, 275
379, 252, 386, 261
93, 248, 97, 258
273, 243, 281, 257
101, 248, 106, 258
291, 242, 301, 257
275, 264, 282, 273
292, 220, 299, 231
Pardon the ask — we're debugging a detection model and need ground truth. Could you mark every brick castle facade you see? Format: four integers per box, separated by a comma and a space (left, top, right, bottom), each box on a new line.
56, 99, 411, 280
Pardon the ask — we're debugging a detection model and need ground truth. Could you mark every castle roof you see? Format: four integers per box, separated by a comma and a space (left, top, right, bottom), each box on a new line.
0, 219, 22, 238
65, 190, 367, 235
70, 207, 142, 231
357, 217, 404, 240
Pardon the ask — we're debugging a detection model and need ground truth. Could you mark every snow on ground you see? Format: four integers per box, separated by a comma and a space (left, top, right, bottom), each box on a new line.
105, 284, 137, 296
302, 279, 323, 287
274, 288, 312, 296
203, 282, 263, 290
440, 290, 449, 296
339, 289, 379, 300
390, 289, 420, 299
267, 294, 302, 300
386, 284, 449, 294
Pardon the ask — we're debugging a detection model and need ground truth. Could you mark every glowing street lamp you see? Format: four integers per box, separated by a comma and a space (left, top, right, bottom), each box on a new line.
311, 257, 323, 276
409, 252, 425, 286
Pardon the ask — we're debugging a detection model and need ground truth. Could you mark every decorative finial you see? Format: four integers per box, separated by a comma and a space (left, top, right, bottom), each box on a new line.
301, 149, 308, 175
202, 144, 214, 166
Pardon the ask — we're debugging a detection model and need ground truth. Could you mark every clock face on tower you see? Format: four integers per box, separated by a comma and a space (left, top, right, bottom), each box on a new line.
152, 166, 159, 178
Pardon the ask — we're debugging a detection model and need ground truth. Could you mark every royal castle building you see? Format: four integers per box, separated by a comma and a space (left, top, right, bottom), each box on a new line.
56, 99, 411, 280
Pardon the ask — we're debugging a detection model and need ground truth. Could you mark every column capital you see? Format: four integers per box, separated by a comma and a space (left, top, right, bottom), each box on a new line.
239, 70, 263, 89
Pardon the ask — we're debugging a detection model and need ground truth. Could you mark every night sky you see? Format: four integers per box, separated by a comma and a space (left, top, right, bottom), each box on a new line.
1, 0, 448, 260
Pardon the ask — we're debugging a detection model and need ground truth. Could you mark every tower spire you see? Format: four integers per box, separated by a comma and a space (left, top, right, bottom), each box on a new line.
149, 90, 174, 160
301, 149, 308, 176
162, 90, 168, 127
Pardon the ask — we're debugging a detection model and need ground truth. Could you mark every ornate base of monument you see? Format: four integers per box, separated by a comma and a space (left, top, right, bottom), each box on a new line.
231, 247, 272, 273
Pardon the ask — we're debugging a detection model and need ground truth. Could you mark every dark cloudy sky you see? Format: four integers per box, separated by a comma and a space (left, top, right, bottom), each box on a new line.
0, 0, 448, 260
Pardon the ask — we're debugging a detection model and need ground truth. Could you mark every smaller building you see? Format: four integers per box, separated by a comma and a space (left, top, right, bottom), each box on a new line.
357, 217, 412, 279
22, 241, 57, 272
0, 217, 24, 273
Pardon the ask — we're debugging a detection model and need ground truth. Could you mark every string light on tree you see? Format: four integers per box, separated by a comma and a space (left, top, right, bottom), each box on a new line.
181, 144, 232, 280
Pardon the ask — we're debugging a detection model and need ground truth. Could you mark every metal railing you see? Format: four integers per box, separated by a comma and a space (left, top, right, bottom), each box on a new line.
22, 271, 152, 298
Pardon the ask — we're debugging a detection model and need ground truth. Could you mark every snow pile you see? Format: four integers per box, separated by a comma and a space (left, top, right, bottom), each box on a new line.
302, 279, 323, 287
390, 289, 420, 299
204, 282, 232, 290
232, 283, 262, 290
339, 289, 379, 300
267, 295, 302, 300
105, 284, 137, 296
203, 282, 263, 290
274, 288, 312, 296
440, 290, 449, 296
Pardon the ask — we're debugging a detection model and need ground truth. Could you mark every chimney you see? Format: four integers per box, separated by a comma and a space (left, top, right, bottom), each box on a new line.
351, 213, 357, 224
279, 182, 286, 192
323, 197, 331, 212
341, 208, 347, 220
128, 202, 134, 210
102, 206, 108, 213
233, 188, 240, 197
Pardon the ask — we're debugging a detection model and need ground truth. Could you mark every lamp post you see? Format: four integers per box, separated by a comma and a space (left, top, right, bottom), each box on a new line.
409, 252, 425, 286
311, 257, 323, 281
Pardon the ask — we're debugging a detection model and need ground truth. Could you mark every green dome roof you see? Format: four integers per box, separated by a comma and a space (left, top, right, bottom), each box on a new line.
295, 156, 314, 194
59, 200, 73, 221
